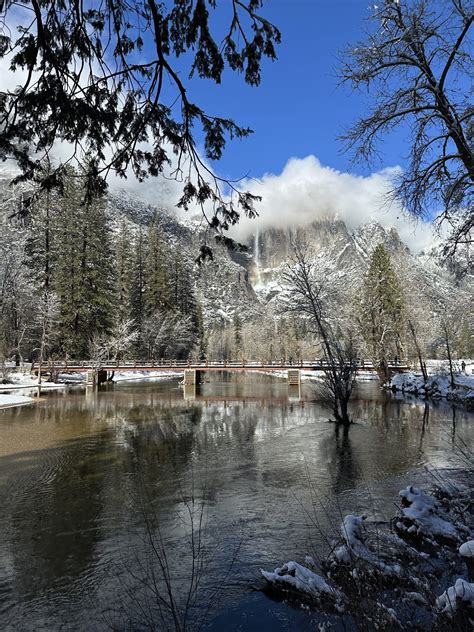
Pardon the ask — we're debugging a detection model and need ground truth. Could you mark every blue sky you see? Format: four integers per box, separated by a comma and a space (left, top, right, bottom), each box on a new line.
183, 0, 407, 181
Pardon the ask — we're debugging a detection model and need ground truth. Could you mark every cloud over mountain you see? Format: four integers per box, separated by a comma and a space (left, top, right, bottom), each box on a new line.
230, 156, 436, 252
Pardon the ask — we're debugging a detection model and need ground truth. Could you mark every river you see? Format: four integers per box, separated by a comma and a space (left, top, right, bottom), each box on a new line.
0, 377, 472, 630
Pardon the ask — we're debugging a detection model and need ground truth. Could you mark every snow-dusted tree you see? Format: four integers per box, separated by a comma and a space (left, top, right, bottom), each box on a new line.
341, 0, 473, 255
283, 238, 357, 426
107, 319, 138, 364
0, 210, 33, 364
115, 220, 133, 324
407, 319, 428, 383
130, 226, 147, 356
144, 218, 173, 315
430, 296, 472, 385
53, 167, 115, 356
88, 333, 109, 370
143, 311, 195, 361
35, 292, 60, 385
205, 324, 234, 361
359, 245, 405, 380
23, 159, 62, 293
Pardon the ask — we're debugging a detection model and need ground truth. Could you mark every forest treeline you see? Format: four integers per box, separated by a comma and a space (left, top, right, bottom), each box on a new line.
1, 167, 203, 363
0, 168, 471, 369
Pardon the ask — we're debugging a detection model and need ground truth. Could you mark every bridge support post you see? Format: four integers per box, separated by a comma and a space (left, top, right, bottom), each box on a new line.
287, 369, 301, 386
184, 369, 197, 385
288, 369, 301, 400
86, 370, 97, 388
86, 369, 107, 388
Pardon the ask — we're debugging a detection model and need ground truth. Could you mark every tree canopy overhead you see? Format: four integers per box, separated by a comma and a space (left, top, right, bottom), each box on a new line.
0, 0, 280, 240
340, 0, 473, 254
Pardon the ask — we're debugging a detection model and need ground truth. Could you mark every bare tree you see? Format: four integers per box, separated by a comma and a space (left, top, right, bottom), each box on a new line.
283, 238, 357, 426
407, 319, 428, 383
35, 291, 59, 385
107, 318, 139, 365
143, 310, 195, 361
88, 333, 109, 370
340, 0, 473, 254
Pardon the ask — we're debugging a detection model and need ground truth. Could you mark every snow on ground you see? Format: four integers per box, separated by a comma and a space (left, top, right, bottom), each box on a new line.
0, 393, 34, 408
112, 370, 183, 382
262, 471, 474, 628
387, 366, 474, 407
0, 373, 67, 390
395, 485, 463, 544
460, 541, 474, 559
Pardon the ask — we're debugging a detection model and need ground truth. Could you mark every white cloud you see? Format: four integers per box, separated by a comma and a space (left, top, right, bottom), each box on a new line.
229, 155, 436, 252
0, 33, 436, 252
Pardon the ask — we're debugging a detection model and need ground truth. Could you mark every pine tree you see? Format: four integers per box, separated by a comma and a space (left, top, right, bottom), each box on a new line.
144, 217, 173, 315
25, 162, 60, 292
130, 226, 146, 357
53, 167, 114, 357
360, 244, 405, 379
233, 313, 242, 354
115, 219, 133, 323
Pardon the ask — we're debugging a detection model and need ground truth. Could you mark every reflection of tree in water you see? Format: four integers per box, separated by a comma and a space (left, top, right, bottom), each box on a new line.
332, 424, 359, 495
418, 403, 430, 454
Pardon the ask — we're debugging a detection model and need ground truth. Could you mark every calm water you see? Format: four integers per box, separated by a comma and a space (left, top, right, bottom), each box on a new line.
0, 377, 472, 630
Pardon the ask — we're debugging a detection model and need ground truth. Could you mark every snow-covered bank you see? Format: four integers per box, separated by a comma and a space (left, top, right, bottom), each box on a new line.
387, 370, 474, 409
112, 370, 183, 382
262, 469, 474, 630
0, 373, 69, 390
0, 393, 34, 408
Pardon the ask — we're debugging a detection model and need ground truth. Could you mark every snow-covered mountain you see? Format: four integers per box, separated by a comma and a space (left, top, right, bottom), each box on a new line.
241, 218, 469, 325
108, 188, 472, 331
1, 172, 470, 330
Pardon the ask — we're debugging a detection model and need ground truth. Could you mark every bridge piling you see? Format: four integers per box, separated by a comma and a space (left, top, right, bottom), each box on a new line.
287, 369, 301, 386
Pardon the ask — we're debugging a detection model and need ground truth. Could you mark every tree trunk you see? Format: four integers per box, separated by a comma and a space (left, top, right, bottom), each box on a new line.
408, 320, 427, 383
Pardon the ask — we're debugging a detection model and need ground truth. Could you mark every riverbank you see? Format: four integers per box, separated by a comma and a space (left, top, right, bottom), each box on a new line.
262, 466, 474, 630
386, 369, 474, 409
0, 393, 34, 408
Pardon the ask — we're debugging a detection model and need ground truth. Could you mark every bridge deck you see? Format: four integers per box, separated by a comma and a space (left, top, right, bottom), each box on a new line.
33, 361, 409, 373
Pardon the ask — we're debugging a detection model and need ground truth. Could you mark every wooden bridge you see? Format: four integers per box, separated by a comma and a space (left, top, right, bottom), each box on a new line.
33, 359, 408, 386
33, 359, 408, 372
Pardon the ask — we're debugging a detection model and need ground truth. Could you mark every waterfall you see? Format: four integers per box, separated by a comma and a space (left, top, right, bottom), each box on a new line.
254, 227, 262, 286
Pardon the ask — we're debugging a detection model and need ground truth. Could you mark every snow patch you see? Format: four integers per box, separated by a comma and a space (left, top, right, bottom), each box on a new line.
0, 393, 34, 407
437, 579, 474, 615
261, 561, 342, 600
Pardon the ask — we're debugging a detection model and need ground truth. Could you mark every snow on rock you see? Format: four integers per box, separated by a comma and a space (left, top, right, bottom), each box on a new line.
387, 371, 474, 408
0, 393, 34, 407
395, 486, 463, 545
460, 541, 474, 559
436, 579, 474, 615
332, 514, 403, 576
261, 561, 342, 601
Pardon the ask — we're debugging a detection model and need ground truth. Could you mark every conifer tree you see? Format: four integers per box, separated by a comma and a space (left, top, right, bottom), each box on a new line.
115, 219, 133, 324
360, 245, 405, 380
130, 226, 146, 357
233, 313, 242, 353
53, 168, 114, 357
144, 218, 173, 316
25, 161, 60, 292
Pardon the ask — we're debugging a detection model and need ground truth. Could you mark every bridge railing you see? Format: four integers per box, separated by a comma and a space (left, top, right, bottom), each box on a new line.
30, 358, 408, 371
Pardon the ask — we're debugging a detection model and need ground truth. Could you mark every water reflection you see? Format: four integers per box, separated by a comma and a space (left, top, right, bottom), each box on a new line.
0, 379, 472, 630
